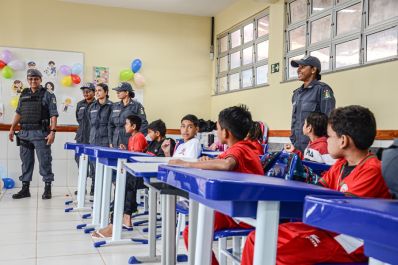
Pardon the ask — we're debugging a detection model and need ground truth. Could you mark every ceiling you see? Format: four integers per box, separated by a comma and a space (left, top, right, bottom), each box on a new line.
59, 0, 241, 16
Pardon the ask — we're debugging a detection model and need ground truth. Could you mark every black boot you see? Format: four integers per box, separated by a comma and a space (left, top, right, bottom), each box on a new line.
42, 182, 52, 200
12, 181, 31, 199
90, 181, 95, 196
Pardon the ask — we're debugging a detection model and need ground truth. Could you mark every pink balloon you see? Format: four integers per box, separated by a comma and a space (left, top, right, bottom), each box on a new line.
59, 65, 71, 75
0, 50, 12, 63
8, 60, 25, 71
133, 73, 146, 88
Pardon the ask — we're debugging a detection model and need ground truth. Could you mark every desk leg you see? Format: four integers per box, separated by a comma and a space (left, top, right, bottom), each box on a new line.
194, 204, 214, 265
253, 201, 280, 265
77, 154, 88, 209
112, 158, 127, 241
369, 258, 386, 265
91, 161, 104, 227
148, 186, 157, 258
166, 195, 177, 265
188, 199, 199, 265
100, 165, 112, 228
161, 194, 167, 265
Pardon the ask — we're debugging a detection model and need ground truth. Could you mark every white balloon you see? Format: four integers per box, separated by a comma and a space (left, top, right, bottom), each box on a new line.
8, 60, 25, 71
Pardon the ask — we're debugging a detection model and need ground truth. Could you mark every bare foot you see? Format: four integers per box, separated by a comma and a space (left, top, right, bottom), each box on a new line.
123, 214, 132, 227
92, 224, 113, 238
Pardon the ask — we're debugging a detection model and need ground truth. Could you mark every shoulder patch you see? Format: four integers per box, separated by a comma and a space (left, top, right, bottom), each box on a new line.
323, 88, 332, 99
52, 97, 57, 104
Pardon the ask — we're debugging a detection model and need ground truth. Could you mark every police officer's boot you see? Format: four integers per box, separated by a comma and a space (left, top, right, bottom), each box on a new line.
42, 182, 52, 200
12, 181, 31, 199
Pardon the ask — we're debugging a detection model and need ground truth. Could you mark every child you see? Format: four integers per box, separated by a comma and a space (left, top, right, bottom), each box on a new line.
241, 105, 391, 265
169, 105, 264, 265
246, 121, 265, 156
285, 111, 335, 165
120, 115, 148, 152
146, 119, 176, 157
162, 114, 202, 158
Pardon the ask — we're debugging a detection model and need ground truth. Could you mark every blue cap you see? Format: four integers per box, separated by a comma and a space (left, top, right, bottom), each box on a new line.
112, 82, 134, 92
27, 69, 42, 78
80, 82, 95, 91
291, 55, 322, 72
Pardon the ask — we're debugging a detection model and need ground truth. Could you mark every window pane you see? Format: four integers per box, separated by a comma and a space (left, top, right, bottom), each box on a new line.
242, 69, 254, 88
312, 0, 332, 13
335, 39, 360, 68
243, 46, 253, 65
369, 0, 398, 25
244, 23, 254, 43
219, 56, 228, 73
311, 15, 331, 44
220, 36, 228, 53
310, 47, 330, 71
218, 76, 227, 93
289, 0, 307, 24
229, 73, 240, 91
289, 26, 306, 50
256, 64, 268, 85
230, 51, 240, 69
336, 3, 362, 36
336, 0, 350, 4
258, 16, 269, 37
231, 29, 241, 48
288, 54, 305, 79
257, 41, 269, 61
367, 28, 398, 62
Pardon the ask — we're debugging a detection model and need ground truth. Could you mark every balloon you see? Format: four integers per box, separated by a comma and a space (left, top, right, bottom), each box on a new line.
71, 63, 83, 75
10, 96, 19, 109
2, 66, 14, 79
8, 60, 25, 71
133, 73, 146, 88
2, 178, 15, 189
119, 69, 134, 81
71, 74, 81, 85
0, 60, 6, 69
61, 75, 73, 86
0, 50, 12, 63
59, 65, 71, 75
131, 59, 142, 73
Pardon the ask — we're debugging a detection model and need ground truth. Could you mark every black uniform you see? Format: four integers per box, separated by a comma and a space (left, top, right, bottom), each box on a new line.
290, 80, 335, 152
88, 99, 113, 146
75, 99, 94, 144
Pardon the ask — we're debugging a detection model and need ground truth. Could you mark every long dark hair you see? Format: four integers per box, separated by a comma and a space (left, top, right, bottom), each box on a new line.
96, 83, 109, 98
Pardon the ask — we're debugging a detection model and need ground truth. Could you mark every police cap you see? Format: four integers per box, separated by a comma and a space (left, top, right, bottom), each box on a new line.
291, 55, 322, 72
27, 69, 42, 78
80, 82, 95, 91
112, 82, 134, 92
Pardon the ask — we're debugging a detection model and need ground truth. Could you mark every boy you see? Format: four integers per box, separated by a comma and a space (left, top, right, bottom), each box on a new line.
162, 114, 202, 158
241, 105, 391, 265
285, 111, 335, 165
120, 115, 148, 152
169, 105, 264, 265
146, 119, 176, 157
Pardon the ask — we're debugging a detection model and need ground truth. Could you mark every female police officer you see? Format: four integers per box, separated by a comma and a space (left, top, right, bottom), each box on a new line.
9, 69, 58, 200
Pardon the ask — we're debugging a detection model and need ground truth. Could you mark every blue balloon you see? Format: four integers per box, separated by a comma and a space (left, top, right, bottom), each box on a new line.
71, 63, 83, 75
131, 59, 142, 73
2, 178, 15, 189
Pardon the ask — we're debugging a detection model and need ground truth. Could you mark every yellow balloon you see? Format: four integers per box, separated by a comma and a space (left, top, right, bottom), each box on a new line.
10, 96, 19, 109
61, 75, 73, 86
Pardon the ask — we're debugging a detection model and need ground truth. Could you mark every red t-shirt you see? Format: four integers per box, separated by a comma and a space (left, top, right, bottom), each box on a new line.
319, 153, 391, 198
249, 140, 264, 156
128, 132, 148, 152
217, 140, 264, 175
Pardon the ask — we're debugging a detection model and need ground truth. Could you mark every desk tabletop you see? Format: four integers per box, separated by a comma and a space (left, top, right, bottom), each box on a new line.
130, 157, 198, 163
124, 162, 163, 178
201, 151, 222, 158
64, 142, 86, 151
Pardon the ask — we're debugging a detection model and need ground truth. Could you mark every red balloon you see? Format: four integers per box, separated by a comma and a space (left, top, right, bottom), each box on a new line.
0, 60, 6, 69
71, 74, 81, 85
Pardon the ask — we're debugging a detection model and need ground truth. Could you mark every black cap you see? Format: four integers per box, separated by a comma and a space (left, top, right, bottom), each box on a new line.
27, 69, 42, 78
80, 82, 95, 91
112, 82, 134, 92
291, 56, 322, 72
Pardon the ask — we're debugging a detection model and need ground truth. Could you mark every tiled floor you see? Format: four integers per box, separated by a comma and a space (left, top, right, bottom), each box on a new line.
0, 187, 192, 265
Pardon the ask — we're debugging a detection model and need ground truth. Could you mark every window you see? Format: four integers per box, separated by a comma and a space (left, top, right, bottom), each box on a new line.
285, 0, 398, 79
216, 9, 269, 94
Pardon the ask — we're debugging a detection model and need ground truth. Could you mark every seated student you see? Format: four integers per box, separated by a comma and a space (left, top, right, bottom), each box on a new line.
145, 119, 176, 157
162, 114, 202, 159
169, 105, 264, 265
285, 111, 335, 165
241, 105, 391, 265
120, 115, 148, 152
246, 121, 265, 156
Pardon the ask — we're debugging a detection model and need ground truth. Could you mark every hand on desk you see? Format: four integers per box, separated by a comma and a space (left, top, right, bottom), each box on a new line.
284, 143, 295, 153
199, 156, 212, 161
119, 144, 127, 150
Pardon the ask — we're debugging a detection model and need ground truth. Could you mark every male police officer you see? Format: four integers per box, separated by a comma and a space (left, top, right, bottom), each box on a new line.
290, 56, 336, 152
9, 69, 58, 199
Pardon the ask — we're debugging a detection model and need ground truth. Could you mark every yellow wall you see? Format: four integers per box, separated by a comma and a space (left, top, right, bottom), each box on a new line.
0, 0, 212, 128
212, 0, 398, 130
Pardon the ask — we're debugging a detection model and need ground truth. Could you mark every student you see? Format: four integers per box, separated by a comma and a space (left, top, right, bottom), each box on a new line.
146, 119, 176, 157
246, 121, 265, 156
120, 115, 147, 152
162, 114, 202, 158
285, 111, 335, 165
241, 105, 391, 265
169, 105, 264, 265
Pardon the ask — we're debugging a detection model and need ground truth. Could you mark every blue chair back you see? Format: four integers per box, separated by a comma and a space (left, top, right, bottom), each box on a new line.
262, 151, 299, 180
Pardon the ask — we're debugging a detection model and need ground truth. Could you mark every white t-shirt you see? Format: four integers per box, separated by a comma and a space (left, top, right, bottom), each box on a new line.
173, 138, 202, 159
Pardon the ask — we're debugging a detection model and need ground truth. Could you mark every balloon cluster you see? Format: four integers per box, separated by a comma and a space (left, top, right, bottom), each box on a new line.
119, 59, 146, 88
59, 63, 82, 87
0, 50, 25, 79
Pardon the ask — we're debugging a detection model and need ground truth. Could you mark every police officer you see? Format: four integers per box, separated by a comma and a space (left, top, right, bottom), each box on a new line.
9, 69, 58, 199
108, 82, 148, 148
290, 56, 336, 152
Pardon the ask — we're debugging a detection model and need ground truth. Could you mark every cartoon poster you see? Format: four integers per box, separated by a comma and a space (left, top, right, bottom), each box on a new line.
93, 66, 109, 85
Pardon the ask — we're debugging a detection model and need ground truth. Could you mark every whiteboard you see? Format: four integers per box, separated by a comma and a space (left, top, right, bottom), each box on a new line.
0, 46, 84, 125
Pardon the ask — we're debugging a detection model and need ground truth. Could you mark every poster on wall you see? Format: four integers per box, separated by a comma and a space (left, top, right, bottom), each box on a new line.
0, 46, 84, 125
93, 66, 109, 85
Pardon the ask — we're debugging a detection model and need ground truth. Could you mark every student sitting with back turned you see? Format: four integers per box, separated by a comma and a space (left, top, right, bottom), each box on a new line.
241, 105, 391, 265
246, 121, 265, 156
285, 111, 335, 165
169, 105, 264, 265
120, 115, 148, 152
161, 114, 202, 159
145, 119, 176, 157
